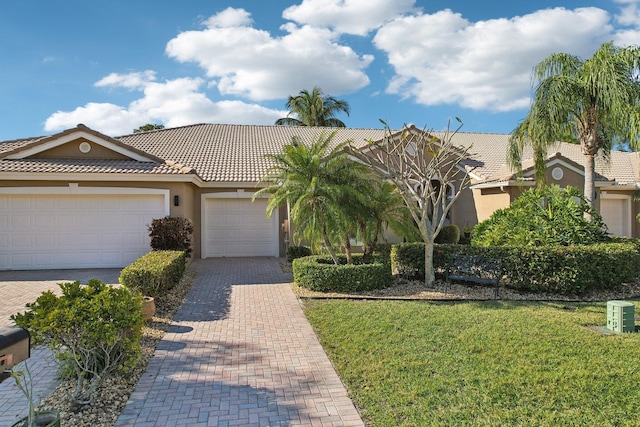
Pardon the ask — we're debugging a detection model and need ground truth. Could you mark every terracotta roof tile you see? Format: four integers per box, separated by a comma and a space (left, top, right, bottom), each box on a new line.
1, 124, 638, 186
118, 124, 387, 182
0, 158, 186, 175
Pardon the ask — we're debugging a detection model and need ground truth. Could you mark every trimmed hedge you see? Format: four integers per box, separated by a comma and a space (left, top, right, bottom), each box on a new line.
293, 254, 393, 293
286, 245, 312, 262
119, 250, 187, 298
391, 242, 640, 295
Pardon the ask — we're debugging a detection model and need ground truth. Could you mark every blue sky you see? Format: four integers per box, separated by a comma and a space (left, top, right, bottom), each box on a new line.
0, 0, 637, 140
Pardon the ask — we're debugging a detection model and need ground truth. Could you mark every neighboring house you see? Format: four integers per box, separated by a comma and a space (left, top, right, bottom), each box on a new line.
1, 123, 638, 270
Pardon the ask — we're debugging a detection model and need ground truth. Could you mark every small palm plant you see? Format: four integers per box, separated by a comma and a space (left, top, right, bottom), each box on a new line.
10, 361, 60, 427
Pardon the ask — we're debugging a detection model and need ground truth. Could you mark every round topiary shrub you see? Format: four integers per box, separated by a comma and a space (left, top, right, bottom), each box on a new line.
286, 245, 312, 262
435, 224, 461, 244
292, 254, 393, 293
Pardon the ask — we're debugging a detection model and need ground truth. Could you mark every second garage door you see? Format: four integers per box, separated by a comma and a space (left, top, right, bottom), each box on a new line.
203, 198, 278, 257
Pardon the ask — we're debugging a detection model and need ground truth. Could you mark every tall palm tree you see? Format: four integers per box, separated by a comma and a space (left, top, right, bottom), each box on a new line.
275, 86, 350, 127
509, 42, 640, 219
254, 131, 362, 264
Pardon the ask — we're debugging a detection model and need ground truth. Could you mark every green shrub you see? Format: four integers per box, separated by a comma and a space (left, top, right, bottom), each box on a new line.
11, 279, 144, 407
390, 243, 426, 279
373, 243, 393, 260
148, 216, 194, 257
435, 224, 461, 244
500, 243, 640, 295
472, 185, 609, 247
286, 245, 312, 262
119, 250, 186, 298
293, 254, 393, 292
390, 242, 640, 295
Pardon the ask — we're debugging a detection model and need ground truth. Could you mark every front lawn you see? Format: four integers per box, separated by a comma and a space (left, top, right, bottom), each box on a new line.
304, 299, 640, 426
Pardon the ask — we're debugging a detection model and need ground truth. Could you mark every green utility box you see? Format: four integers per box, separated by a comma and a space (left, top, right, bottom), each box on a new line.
606, 300, 635, 333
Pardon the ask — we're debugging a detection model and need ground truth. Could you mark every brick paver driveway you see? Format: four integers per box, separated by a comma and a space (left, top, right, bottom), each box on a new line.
116, 257, 364, 427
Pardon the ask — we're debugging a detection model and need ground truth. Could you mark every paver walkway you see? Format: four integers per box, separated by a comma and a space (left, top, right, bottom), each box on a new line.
114, 257, 363, 427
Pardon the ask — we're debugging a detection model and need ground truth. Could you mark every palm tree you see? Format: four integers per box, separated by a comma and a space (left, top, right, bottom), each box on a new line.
275, 86, 350, 127
358, 179, 420, 263
254, 131, 362, 264
509, 42, 640, 220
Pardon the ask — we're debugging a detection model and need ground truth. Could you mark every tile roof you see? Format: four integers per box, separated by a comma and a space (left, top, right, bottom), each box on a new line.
117, 124, 387, 182
0, 158, 188, 175
0, 123, 638, 186
440, 132, 640, 185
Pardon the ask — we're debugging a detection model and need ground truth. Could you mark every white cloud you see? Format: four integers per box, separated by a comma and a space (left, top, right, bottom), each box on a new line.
44, 74, 287, 136
282, 0, 416, 36
44, 103, 147, 136
165, 7, 373, 101
95, 70, 157, 90
613, 28, 640, 45
373, 7, 614, 112
614, 0, 640, 26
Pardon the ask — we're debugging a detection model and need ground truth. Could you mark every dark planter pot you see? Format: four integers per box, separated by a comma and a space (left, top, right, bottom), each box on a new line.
11, 410, 60, 427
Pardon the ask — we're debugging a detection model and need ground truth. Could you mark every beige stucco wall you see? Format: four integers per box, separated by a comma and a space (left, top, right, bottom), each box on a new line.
470, 187, 512, 223
30, 138, 130, 160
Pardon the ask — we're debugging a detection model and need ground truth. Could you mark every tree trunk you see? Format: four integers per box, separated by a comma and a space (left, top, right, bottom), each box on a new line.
583, 153, 596, 221
424, 240, 435, 287
362, 241, 376, 264
343, 235, 353, 264
322, 228, 340, 265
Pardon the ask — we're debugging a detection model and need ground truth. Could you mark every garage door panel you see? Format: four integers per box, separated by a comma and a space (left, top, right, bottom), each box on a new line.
120, 233, 138, 245
12, 215, 31, 229
35, 234, 55, 247
0, 193, 165, 269
601, 198, 631, 237
34, 215, 54, 230
34, 197, 55, 210
11, 235, 34, 250
204, 198, 277, 257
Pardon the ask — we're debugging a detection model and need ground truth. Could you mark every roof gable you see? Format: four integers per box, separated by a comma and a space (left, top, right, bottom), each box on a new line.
1, 124, 161, 162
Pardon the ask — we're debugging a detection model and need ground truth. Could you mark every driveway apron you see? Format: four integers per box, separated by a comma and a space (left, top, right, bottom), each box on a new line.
115, 258, 364, 427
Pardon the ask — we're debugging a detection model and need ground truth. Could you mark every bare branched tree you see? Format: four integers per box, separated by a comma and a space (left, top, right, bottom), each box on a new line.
347, 120, 475, 286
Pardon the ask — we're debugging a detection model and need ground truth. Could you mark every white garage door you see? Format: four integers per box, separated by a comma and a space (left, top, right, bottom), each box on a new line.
0, 193, 166, 270
204, 198, 278, 257
600, 197, 631, 237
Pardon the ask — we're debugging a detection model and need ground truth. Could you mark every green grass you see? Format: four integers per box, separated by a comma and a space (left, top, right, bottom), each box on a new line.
304, 299, 640, 426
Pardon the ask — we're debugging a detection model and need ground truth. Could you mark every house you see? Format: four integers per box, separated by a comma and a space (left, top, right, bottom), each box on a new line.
1, 123, 638, 270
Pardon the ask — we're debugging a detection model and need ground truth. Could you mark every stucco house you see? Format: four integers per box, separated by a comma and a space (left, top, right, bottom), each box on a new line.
1, 123, 638, 270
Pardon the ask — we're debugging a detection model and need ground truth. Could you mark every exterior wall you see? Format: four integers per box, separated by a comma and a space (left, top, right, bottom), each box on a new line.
471, 187, 512, 223
278, 204, 288, 257
0, 180, 290, 260
30, 138, 130, 160
450, 187, 478, 232
542, 163, 585, 191
0, 179, 201, 256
